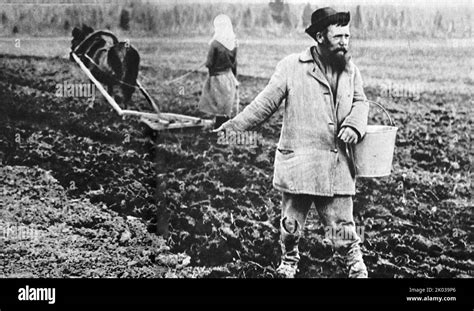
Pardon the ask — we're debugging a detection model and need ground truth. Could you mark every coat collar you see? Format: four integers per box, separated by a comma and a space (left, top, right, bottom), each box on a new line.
298, 47, 315, 63
299, 46, 330, 89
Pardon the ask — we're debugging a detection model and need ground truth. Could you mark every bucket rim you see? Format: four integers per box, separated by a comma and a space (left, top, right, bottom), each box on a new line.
356, 172, 392, 178
365, 125, 399, 133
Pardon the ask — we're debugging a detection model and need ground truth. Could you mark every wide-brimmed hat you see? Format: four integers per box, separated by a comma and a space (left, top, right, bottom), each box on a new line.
305, 7, 351, 40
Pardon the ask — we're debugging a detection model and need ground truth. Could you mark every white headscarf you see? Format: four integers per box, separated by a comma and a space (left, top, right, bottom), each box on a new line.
210, 14, 236, 51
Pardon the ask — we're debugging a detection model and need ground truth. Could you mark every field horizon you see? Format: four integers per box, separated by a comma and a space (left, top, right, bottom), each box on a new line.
1, 36, 472, 96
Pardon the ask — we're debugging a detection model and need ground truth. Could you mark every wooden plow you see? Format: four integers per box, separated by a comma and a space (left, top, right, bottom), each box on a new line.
70, 39, 212, 131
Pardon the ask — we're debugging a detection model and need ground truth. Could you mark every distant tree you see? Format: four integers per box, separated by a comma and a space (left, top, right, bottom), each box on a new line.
353, 5, 364, 29
1, 12, 7, 25
97, 8, 104, 27
173, 5, 181, 29
161, 10, 174, 33
191, 4, 200, 28
50, 14, 57, 26
391, 13, 398, 28
383, 11, 391, 28
205, 4, 216, 28
367, 14, 374, 31
447, 20, 455, 35
146, 10, 156, 32
242, 7, 253, 28
282, 9, 291, 28
285, 8, 298, 29
434, 10, 443, 31
466, 11, 472, 37
399, 10, 405, 28
302, 3, 312, 28
12, 25, 18, 34
269, 0, 285, 24
63, 20, 70, 33
258, 7, 272, 28
89, 8, 97, 28
404, 10, 413, 29
119, 8, 130, 31
374, 12, 381, 28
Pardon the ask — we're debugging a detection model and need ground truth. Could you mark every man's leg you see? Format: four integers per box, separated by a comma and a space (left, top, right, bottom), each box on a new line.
277, 192, 313, 278
315, 195, 368, 278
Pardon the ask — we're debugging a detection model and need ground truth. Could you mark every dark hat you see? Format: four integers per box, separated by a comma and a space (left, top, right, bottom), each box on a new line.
305, 7, 351, 40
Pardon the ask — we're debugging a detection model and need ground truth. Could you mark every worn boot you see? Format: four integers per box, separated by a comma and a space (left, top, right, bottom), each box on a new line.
276, 193, 313, 278
345, 243, 368, 278
277, 216, 303, 278
276, 261, 298, 278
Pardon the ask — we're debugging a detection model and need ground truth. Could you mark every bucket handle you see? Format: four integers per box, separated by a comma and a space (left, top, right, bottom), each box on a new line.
346, 101, 395, 177
366, 101, 395, 126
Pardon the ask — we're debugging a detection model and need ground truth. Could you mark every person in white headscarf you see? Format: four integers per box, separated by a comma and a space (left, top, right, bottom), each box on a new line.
198, 14, 239, 130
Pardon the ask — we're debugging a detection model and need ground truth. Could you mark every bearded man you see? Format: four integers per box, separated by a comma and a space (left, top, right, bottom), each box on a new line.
215, 7, 369, 278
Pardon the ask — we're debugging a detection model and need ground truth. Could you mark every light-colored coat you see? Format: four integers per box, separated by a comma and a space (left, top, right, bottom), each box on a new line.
229, 46, 369, 196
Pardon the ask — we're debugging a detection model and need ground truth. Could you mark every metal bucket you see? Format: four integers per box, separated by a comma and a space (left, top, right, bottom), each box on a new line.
350, 101, 398, 178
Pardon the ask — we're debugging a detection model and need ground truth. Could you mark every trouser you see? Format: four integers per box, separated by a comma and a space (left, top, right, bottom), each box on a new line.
280, 192, 367, 278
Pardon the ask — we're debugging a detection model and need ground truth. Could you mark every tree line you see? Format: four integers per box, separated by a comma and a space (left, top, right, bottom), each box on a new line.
0, 1, 471, 39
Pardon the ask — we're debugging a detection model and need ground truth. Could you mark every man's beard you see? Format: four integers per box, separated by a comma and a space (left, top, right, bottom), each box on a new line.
320, 41, 351, 73
329, 49, 351, 72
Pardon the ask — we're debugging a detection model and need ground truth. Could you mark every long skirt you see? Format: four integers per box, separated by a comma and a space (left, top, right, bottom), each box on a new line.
198, 70, 239, 117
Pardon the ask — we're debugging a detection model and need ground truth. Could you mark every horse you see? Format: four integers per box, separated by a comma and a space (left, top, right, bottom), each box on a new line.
70, 24, 140, 107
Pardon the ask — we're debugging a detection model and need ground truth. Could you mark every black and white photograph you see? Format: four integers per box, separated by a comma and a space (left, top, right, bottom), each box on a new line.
0, 0, 472, 306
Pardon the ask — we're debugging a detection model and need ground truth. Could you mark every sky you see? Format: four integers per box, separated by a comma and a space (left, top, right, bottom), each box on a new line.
148, 0, 474, 7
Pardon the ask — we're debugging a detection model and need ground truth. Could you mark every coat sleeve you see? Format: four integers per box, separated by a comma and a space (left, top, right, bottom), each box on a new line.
205, 42, 216, 69
228, 58, 288, 131
341, 65, 369, 138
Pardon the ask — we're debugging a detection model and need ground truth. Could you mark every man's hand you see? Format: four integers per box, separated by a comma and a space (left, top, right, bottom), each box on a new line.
212, 120, 234, 133
338, 127, 359, 144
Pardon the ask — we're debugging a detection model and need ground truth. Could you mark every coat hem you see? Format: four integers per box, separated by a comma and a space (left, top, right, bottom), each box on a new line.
273, 183, 355, 197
